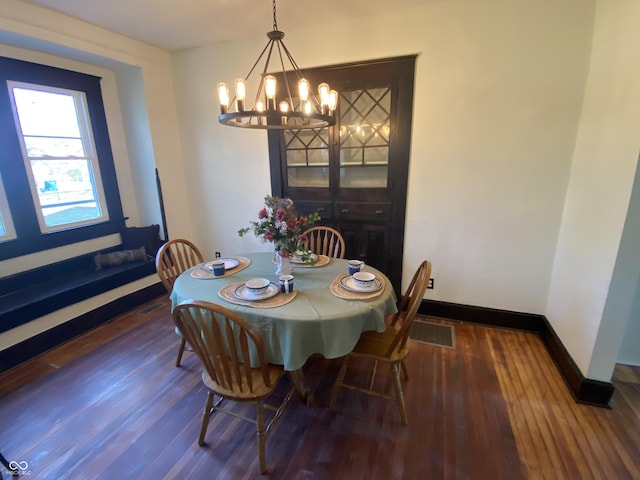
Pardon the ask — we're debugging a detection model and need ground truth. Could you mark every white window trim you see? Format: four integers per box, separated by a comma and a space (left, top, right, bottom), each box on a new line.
7, 81, 109, 233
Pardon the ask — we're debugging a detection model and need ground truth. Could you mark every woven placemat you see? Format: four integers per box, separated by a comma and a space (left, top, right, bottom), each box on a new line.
218, 281, 298, 308
271, 254, 331, 268
330, 273, 386, 300
293, 254, 331, 268
191, 256, 251, 279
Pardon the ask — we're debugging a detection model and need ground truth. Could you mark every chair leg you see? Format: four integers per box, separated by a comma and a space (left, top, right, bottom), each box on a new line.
401, 359, 409, 381
330, 356, 349, 407
256, 402, 266, 474
198, 392, 215, 446
391, 363, 408, 425
368, 360, 379, 390
175, 337, 187, 367
0, 452, 18, 476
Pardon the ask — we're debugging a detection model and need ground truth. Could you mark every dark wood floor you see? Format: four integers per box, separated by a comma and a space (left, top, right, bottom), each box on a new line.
1, 297, 639, 479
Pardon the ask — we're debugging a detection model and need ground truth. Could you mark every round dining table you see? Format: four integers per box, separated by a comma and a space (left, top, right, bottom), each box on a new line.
170, 251, 398, 404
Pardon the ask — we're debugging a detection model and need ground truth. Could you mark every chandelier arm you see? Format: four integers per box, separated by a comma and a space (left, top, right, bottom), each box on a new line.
275, 40, 295, 110
251, 39, 277, 109
279, 40, 303, 75
224, 39, 274, 109
245, 39, 274, 83
262, 39, 277, 78
279, 41, 323, 108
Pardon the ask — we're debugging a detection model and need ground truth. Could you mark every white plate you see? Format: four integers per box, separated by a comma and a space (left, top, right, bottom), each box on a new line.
204, 258, 239, 270
290, 253, 318, 264
191, 267, 215, 279
340, 275, 383, 293
233, 282, 280, 301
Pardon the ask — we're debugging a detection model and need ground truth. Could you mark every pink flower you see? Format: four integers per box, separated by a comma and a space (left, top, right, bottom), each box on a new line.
238, 196, 320, 254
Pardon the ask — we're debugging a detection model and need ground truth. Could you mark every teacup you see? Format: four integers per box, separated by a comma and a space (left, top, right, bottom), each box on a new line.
245, 278, 270, 296
352, 271, 376, 289
348, 260, 365, 275
210, 260, 225, 277
279, 274, 294, 294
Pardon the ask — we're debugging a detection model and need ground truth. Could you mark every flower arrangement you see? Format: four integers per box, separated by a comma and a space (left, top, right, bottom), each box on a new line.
238, 195, 320, 260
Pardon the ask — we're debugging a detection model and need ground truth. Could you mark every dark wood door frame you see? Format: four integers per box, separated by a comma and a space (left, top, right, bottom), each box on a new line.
269, 55, 416, 295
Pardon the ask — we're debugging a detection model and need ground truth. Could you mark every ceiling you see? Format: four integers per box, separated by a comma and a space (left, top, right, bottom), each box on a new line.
18, 0, 430, 52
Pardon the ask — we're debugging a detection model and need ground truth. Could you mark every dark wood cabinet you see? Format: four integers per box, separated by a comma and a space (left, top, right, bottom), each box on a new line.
269, 56, 416, 295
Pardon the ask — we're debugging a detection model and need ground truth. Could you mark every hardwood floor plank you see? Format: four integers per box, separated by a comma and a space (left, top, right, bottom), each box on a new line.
1, 300, 638, 479
613, 364, 640, 384
516, 331, 578, 478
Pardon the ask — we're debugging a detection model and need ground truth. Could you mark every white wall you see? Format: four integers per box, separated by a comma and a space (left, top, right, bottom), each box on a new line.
0, 0, 190, 348
546, 0, 640, 380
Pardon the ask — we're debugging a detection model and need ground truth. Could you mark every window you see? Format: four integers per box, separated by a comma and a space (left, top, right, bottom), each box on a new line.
0, 56, 125, 259
8, 82, 108, 232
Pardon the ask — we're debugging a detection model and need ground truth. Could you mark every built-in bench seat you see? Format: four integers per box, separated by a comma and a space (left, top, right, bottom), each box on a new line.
0, 246, 157, 334
0, 225, 168, 372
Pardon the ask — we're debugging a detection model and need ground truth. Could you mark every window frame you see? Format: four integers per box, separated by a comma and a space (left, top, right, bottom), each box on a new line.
0, 170, 16, 242
7, 80, 110, 233
0, 56, 125, 260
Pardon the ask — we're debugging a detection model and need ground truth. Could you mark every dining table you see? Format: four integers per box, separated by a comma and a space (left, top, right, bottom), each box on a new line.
169, 251, 397, 405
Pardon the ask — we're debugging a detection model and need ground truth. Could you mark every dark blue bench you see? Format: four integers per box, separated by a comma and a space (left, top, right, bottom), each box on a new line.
0, 246, 157, 334
0, 224, 166, 371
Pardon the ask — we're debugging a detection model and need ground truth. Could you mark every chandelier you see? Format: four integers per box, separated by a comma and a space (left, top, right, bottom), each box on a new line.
216, 0, 337, 130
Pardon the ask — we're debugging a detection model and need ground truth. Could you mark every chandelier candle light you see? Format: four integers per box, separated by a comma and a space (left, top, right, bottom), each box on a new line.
217, 0, 337, 130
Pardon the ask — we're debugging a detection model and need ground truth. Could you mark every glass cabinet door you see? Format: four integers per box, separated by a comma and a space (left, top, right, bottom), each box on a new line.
339, 87, 390, 188
284, 128, 329, 188
282, 86, 391, 190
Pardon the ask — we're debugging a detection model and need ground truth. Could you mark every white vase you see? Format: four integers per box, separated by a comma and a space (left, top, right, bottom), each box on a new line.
275, 253, 293, 276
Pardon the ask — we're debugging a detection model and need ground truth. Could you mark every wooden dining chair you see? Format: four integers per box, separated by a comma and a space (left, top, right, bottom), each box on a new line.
385, 259, 434, 381
155, 238, 204, 366
329, 260, 432, 425
302, 226, 345, 259
172, 300, 294, 475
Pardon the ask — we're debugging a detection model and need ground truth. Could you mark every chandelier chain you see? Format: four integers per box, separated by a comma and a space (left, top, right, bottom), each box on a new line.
272, 0, 278, 31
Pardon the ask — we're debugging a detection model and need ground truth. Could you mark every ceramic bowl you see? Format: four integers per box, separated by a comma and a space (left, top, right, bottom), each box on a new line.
352, 271, 376, 288
245, 278, 270, 295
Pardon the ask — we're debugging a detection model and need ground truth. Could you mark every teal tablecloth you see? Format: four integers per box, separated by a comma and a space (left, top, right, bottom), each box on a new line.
170, 252, 397, 370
